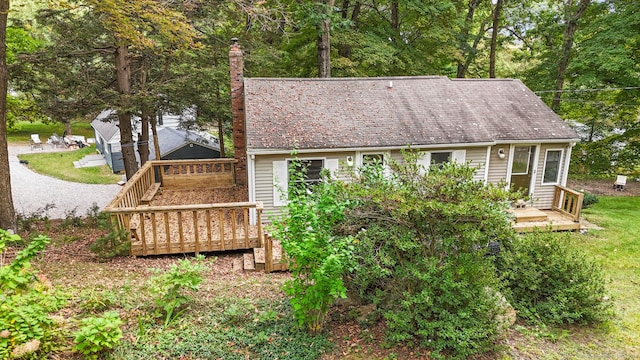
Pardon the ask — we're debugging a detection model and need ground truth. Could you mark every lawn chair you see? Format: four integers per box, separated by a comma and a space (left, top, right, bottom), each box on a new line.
29, 134, 43, 150
48, 133, 64, 149
614, 175, 627, 191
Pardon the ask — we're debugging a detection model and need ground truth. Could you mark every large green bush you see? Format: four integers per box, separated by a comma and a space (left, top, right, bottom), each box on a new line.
274, 151, 519, 358
498, 231, 613, 325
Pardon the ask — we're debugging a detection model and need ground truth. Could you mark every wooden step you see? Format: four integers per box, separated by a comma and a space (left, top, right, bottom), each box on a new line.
243, 252, 256, 272
510, 207, 549, 223
253, 248, 265, 271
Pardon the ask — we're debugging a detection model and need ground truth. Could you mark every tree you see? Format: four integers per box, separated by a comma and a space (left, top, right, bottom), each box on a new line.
0, 0, 16, 231
551, 0, 591, 111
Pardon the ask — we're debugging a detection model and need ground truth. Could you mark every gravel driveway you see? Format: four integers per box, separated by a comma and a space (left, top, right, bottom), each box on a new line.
8, 145, 121, 219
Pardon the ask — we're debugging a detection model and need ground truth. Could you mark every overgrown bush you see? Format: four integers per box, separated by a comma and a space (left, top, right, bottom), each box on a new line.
274, 151, 519, 358
0, 230, 66, 358
272, 160, 355, 333
74, 311, 123, 359
148, 255, 209, 327
498, 231, 612, 325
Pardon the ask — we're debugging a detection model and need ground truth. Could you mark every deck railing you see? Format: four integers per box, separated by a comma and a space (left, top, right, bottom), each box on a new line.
264, 233, 288, 273
108, 202, 263, 256
552, 185, 584, 222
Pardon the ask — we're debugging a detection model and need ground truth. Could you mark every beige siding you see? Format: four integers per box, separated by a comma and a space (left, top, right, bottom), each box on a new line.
465, 147, 488, 182
487, 146, 509, 185
254, 152, 355, 220
532, 143, 568, 209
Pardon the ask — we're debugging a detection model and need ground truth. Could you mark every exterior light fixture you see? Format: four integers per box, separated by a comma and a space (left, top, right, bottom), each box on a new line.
497, 148, 506, 159
346, 156, 354, 167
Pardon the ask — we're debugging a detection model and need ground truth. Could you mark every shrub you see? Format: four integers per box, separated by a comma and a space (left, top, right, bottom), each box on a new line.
0, 230, 66, 358
148, 255, 209, 327
498, 231, 613, 325
274, 151, 519, 357
582, 191, 599, 208
74, 311, 123, 359
271, 160, 355, 333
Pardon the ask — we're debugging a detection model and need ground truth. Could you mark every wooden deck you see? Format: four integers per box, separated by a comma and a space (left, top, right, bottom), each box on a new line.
510, 208, 582, 232
508, 185, 584, 233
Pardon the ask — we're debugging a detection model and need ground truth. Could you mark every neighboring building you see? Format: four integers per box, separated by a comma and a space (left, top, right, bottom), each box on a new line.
228, 42, 580, 219
91, 110, 220, 173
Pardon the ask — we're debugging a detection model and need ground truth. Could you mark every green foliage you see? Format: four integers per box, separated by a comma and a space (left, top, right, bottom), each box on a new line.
274, 151, 519, 357
148, 255, 209, 327
112, 298, 332, 359
581, 191, 599, 208
89, 227, 131, 259
74, 311, 123, 359
498, 231, 613, 325
0, 230, 66, 358
272, 159, 355, 333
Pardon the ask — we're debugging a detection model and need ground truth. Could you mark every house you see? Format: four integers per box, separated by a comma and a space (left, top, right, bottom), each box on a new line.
228, 41, 580, 219
91, 110, 220, 173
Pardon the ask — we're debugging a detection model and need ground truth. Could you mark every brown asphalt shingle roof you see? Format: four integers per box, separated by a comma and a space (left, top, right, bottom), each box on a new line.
244, 76, 579, 151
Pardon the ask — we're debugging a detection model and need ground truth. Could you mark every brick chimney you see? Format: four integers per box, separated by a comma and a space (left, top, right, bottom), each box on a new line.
229, 38, 247, 187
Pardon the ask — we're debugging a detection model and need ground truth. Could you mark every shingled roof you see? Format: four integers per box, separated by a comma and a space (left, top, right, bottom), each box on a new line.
243, 76, 579, 151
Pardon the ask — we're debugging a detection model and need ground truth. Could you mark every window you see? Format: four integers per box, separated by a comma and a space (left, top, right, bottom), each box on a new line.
287, 159, 324, 188
362, 153, 385, 166
542, 149, 563, 184
272, 158, 338, 206
430, 151, 452, 167
512, 146, 531, 175
416, 150, 466, 173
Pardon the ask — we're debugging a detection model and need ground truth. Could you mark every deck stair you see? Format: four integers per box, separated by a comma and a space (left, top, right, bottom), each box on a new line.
510, 207, 549, 223
243, 237, 286, 273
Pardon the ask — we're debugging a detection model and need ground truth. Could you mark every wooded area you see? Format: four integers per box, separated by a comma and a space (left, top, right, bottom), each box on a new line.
1, 0, 639, 227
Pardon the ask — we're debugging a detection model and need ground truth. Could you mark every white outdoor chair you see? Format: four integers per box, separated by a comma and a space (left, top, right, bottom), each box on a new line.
29, 134, 43, 150
614, 175, 627, 191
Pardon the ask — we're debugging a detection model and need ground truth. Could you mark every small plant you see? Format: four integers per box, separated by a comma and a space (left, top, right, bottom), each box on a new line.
89, 227, 131, 259
16, 203, 55, 232
498, 230, 613, 325
1, 230, 66, 358
62, 207, 84, 229
74, 311, 123, 359
582, 191, 599, 208
148, 255, 209, 327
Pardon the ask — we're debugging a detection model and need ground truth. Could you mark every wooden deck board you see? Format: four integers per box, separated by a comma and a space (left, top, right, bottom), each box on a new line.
512, 209, 581, 233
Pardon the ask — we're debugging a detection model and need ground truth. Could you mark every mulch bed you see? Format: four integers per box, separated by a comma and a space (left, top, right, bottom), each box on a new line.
567, 178, 640, 197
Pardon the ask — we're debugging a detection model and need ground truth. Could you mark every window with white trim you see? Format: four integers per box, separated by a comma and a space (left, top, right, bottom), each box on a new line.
272, 158, 339, 206
416, 150, 466, 172
542, 149, 563, 184
288, 159, 324, 188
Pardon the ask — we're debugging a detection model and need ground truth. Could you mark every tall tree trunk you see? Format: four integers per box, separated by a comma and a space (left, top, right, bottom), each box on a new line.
114, 43, 138, 179
137, 65, 150, 165
0, 0, 16, 231
456, 0, 482, 78
552, 0, 591, 111
138, 105, 151, 164
391, 2, 399, 29
317, 0, 335, 78
489, 0, 503, 78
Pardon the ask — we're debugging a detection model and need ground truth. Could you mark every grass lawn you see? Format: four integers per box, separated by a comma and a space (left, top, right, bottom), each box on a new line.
7, 120, 95, 144
504, 196, 640, 359
17, 146, 121, 184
